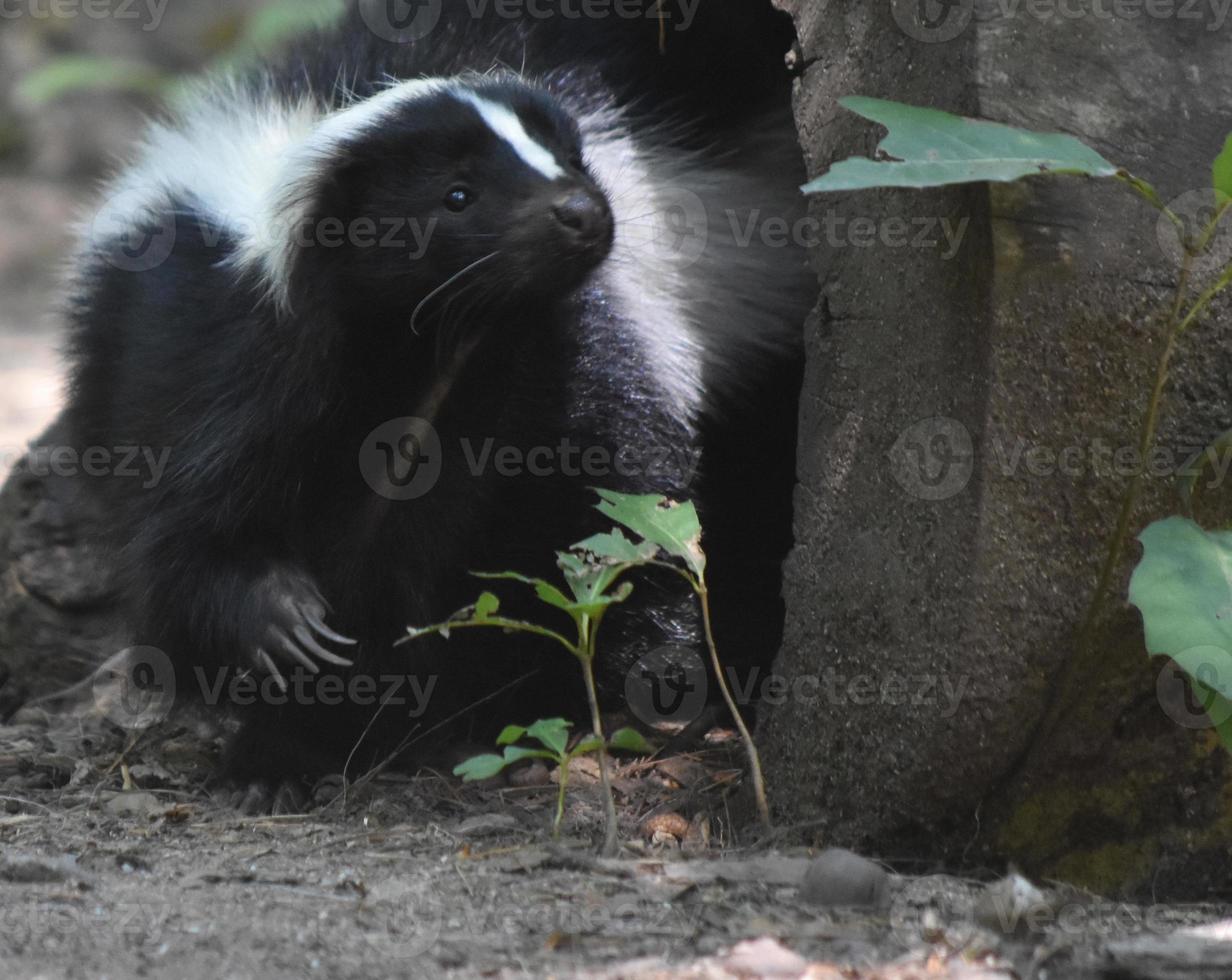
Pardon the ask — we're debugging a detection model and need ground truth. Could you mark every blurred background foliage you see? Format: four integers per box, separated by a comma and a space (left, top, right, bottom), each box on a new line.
0, 0, 340, 175
0, 1, 340, 463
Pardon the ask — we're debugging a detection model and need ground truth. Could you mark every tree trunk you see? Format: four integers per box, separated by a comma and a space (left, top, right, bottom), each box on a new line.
765, 0, 1232, 898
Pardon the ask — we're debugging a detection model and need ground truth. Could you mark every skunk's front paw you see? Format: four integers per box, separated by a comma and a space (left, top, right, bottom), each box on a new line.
247, 566, 357, 688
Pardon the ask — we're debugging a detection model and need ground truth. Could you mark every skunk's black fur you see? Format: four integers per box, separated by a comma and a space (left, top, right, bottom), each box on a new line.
65, 0, 810, 803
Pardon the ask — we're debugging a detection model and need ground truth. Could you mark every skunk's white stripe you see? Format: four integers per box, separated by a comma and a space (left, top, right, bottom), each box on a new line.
455, 92, 564, 180
578, 105, 706, 424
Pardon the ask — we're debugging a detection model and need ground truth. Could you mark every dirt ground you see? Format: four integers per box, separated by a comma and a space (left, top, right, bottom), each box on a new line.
2, 703, 1230, 980
0, 705, 1222, 980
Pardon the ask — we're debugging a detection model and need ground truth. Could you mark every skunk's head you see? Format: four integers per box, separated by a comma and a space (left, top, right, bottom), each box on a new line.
252, 76, 613, 323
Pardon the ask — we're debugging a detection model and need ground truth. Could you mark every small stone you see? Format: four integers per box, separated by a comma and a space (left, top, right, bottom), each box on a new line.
799, 847, 891, 908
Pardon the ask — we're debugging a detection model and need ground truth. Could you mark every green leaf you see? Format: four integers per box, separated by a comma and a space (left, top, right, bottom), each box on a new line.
18, 57, 171, 105
453, 754, 509, 782
1128, 517, 1232, 701
571, 735, 605, 756
573, 529, 660, 564
556, 551, 636, 611
475, 592, 501, 619
1214, 133, 1232, 204
474, 571, 573, 613
803, 97, 1118, 194
608, 728, 655, 754
526, 718, 572, 757
502, 746, 557, 765
496, 725, 528, 746
593, 491, 705, 578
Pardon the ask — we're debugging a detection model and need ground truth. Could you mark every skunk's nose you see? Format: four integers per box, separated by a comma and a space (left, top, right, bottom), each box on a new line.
552, 191, 612, 247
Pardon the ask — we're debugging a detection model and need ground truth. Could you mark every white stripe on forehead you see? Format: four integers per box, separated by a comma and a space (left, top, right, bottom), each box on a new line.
454, 91, 565, 181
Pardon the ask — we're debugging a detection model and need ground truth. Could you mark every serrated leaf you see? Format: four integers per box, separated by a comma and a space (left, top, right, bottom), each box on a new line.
573, 529, 660, 564
1213, 133, 1232, 204
608, 728, 654, 754
496, 725, 528, 746
557, 551, 635, 610
453, 754, 509, 782
594, 491, 705, 577
1129, 518, 1232, 717
526, 718, 571, 757
803, 97, 1118, 194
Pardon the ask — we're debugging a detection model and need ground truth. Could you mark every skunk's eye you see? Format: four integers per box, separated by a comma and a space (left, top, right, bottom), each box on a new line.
568, 151, 584, 170
444, 186, 475, 212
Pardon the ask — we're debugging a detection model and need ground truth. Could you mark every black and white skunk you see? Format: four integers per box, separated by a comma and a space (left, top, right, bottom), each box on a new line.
65, 0, 809, 807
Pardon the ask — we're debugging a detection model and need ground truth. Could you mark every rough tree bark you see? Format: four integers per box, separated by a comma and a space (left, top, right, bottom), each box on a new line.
765, 0, 1232, 897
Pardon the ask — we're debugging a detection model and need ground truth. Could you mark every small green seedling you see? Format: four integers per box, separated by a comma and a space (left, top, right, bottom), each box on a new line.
454, 718, 653, 836
807, 98, 1232, 746
400, 489, 770, 854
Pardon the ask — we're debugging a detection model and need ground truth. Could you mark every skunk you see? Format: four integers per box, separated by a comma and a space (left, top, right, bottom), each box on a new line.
65, 0, 809, 808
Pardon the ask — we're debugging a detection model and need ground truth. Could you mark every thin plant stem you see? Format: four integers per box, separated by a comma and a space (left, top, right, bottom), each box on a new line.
695, 580, 772, 828
579, 619, 620, 856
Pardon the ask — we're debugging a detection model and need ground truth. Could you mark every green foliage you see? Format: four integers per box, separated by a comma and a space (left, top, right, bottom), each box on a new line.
17, 56, 170, 105
592, 489, 706, 577
801, 97, 1117, 194
1128, 518, 1232, 751
17, 0, 341, 106
402, 489, 770, 850
453, 718, 653, 836
1213, 134, 1232, 204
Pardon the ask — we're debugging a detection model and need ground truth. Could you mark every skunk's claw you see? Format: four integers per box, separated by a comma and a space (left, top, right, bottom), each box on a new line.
306, 611, 358, 647
246, 567, 357, 678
